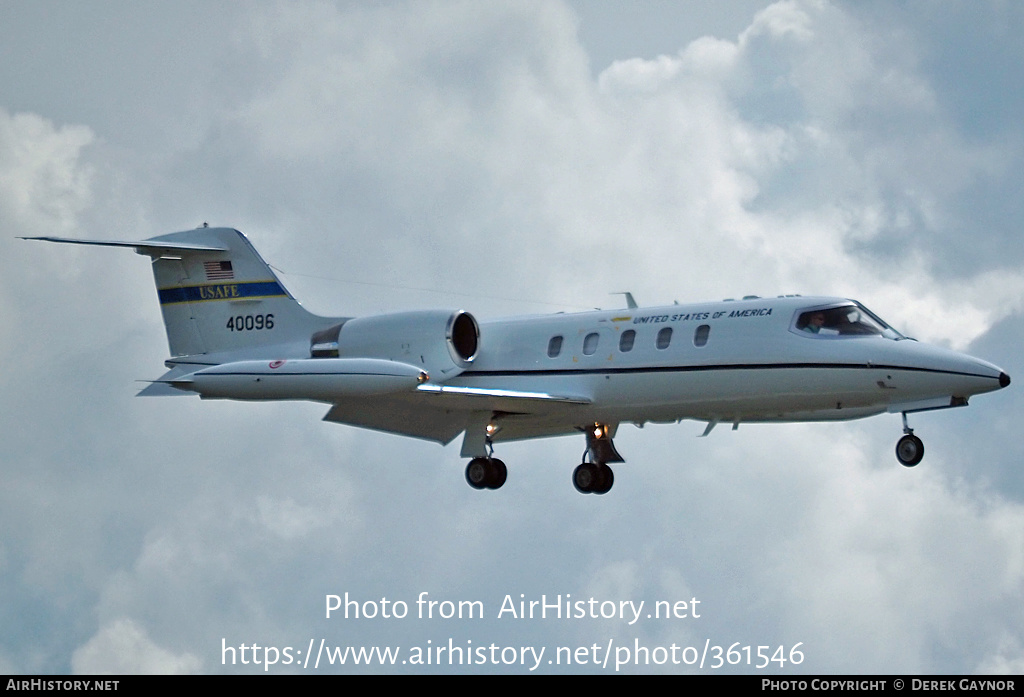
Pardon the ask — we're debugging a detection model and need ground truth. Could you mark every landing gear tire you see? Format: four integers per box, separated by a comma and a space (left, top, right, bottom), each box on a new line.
489, 458, 507, 489
896, 434, 924, 467
593, 464, 613, 495
466, 457, 490, 489
573, 463, 596, 494
573, 463, 614, 494
465, 457, 507, 490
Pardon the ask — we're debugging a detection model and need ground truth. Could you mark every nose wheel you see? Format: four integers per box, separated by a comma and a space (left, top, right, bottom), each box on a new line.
895, 413, 925, 467
896, 434, 924, 467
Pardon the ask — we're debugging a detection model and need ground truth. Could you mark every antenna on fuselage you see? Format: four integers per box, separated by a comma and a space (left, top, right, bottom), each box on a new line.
611, 292, 638, 309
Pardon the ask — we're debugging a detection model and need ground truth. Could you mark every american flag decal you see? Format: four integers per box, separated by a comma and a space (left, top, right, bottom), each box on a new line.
203, 260, 234, 280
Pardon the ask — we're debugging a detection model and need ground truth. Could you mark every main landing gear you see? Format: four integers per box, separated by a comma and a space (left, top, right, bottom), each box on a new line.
465, 457, 507, 490
572, 423, 623, 495
462, 421, 624, 494
463, 421, 508, 490
895, 412, 925, 467
573, 462, 614, 495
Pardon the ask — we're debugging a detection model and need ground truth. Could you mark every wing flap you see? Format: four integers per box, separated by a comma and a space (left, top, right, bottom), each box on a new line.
416, 383, 590, 411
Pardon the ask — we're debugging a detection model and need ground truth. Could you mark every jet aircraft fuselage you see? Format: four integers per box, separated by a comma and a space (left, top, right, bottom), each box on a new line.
23, 227, 1010, 494
461, 297, 1004, 429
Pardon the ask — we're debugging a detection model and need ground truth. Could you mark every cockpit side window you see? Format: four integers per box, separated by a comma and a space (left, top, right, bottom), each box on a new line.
792, 303, 903, 339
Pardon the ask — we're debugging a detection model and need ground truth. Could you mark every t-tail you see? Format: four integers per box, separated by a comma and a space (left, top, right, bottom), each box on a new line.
20, 226, 347, 391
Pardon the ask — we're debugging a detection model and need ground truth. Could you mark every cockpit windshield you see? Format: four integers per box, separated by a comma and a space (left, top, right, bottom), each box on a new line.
793, 302, 905, 340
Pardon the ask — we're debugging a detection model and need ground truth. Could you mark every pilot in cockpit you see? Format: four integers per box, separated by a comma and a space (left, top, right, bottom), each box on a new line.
802, 310, 839, 335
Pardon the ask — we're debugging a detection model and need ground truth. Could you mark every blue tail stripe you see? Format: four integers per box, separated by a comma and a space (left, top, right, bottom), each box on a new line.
158, 281, 287, 305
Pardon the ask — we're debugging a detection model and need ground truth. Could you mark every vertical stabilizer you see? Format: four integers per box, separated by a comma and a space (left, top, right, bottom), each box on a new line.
22, 227, 343, 360
145, 227, 326, 356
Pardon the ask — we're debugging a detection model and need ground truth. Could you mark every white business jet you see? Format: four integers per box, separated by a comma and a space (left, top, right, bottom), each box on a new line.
23, 227, 1010, 494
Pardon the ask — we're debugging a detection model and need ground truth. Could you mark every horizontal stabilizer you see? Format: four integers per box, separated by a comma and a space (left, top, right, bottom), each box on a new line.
18, 236, 228, 254
137, 381, 192, 397
136, 365, 203, 396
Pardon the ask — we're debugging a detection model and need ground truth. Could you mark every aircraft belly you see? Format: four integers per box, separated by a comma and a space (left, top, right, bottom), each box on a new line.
462, 365, 951, 425
320, 360, 998, 446
593, 367, 877, 409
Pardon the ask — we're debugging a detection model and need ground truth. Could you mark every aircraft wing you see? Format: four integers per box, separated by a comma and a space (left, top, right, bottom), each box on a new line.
323, 386, 592, 445
415, 384, 590, 407
323, 399, 468, 444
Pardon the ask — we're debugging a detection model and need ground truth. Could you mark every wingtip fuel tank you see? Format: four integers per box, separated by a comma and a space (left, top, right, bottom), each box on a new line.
173, 358, 428, 401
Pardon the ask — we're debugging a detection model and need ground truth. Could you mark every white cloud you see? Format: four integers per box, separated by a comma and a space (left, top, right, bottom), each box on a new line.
772, 449, 1024, 671
746, 0, 818, 42
186, 0, 1024, 347
976, 634, 1024, 675
72, 618, 201, 675
0, 109, 93, 236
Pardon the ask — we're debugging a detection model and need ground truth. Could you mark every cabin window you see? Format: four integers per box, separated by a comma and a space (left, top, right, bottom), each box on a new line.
547, 335, 563, 358
583, 332, 600, 355
656, 327, 673, 350
619, 329, 636, 352
694, 324, 710, 347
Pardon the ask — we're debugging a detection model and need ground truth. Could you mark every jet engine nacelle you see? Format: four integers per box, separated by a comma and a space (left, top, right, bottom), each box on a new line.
327, 309, 480, 381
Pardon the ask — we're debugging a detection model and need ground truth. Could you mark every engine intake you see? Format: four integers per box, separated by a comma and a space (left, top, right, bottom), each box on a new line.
447, 311, 479, 363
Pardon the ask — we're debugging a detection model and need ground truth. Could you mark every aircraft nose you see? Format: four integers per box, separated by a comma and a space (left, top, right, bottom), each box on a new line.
964, 356, 1010, 395
963, 356, 1010, 395
901, 343, 1010, 398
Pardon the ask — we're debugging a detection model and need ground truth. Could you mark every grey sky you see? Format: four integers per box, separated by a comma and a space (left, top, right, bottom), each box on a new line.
1, 1, 1022, 674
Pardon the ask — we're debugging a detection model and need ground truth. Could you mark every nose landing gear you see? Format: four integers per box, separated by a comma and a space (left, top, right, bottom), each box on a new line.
895, 413, 925, 467
896, 434, 924, 467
